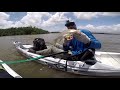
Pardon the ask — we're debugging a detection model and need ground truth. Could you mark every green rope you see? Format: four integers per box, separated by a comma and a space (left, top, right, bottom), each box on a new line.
0, 56, 44, 65
0, 51, 67, 65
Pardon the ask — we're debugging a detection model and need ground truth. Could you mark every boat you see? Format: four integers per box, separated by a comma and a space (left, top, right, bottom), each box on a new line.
0, 60, 22, 78
13, 41, 120, 77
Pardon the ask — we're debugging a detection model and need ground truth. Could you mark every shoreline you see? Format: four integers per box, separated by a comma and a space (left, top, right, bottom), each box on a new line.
92, 32, 120, 35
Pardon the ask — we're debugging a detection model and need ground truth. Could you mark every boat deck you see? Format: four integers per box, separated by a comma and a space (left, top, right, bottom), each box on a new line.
95, 52, 120, 69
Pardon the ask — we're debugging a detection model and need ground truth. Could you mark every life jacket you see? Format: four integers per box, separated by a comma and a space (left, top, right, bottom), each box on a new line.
33, 38, 47, 51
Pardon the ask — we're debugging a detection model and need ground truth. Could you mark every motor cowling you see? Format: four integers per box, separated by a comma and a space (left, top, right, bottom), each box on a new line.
33, 38, 47, 51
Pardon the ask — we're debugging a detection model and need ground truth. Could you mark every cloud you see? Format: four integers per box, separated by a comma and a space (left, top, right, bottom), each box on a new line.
73, 12, 120, 20
13, 12, 71, 30
78, 24, 120, 34
73, 12, 100, 20
0, 12, 70, 31
0, 12, 10, 20
41, 12, 70, 27
101, 12, 120, 16
0, 12, 14, 29
0, 12, 120, 34
14, 12, 52, 27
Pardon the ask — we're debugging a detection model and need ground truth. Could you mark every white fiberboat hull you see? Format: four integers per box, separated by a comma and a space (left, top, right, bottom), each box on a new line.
13, 41, 120, 77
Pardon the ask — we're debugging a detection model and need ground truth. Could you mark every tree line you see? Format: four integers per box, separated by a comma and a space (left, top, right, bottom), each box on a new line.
0, 26, 49, 36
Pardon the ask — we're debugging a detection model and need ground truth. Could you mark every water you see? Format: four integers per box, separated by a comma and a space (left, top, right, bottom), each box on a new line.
0, 33, 120, 78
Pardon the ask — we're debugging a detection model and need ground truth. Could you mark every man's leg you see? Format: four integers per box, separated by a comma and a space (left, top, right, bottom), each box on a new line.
51, 46, 64, 53
54, 43, 63, 49
36, 46, 52, 55
50, 46, 66, 58
79, 48, 95, 61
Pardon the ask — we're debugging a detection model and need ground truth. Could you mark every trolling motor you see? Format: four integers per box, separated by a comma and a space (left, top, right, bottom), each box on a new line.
29, 38, 47, 53
33, 38, 47, 51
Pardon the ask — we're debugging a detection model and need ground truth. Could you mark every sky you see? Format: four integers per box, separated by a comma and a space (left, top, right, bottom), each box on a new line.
0, 12, 120, 33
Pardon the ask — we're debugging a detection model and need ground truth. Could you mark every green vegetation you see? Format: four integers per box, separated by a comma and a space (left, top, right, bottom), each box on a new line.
0, 26, 49, 36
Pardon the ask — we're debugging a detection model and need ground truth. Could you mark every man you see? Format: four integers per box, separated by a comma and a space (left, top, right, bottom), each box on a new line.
62, 20, 101, 61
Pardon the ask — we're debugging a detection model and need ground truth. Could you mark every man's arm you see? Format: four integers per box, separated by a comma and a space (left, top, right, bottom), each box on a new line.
80, 29, 101, 49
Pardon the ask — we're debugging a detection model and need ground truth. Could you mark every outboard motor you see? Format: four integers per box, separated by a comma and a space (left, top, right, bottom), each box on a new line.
33, 38, 47, 51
